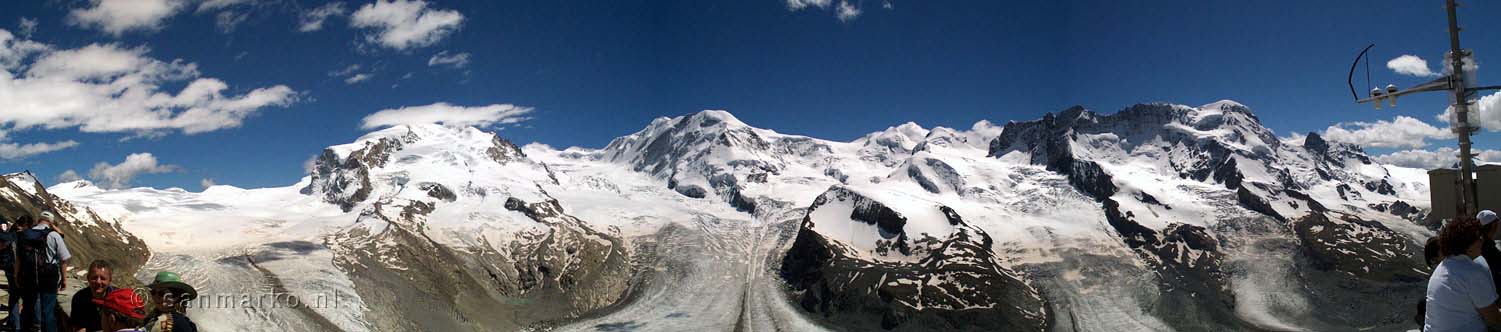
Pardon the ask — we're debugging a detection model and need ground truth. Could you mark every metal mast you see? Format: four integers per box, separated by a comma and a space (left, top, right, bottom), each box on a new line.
1444, 0, 1479, 217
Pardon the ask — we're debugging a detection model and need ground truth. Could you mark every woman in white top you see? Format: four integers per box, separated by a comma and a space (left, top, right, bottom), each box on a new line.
1426, 217, 1501, 332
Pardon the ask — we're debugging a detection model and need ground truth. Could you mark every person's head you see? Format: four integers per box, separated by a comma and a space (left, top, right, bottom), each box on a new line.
88, 260, 114, 297
148, 271, 196, 314
1425, 236, 1443, 267
1441, 217, 1485, 258
1479, 210, 1500, 240
14, 215, 32, 229
95, 288, 145, 331
37, 211, 54, 225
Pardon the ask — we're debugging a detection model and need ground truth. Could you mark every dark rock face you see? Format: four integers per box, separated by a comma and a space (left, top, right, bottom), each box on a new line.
1100, 196, 1246, 330
419, 182, 457, 202
308, 135, 409, 212
0, 173, 150, 286
1291, 212, 1426, 283
1304, 132, 1373, 165
487, 134, 527, 164
780, 186, 1047, 332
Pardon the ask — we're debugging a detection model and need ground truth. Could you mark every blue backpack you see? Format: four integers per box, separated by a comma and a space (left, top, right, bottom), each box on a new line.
16, 226, 58, 290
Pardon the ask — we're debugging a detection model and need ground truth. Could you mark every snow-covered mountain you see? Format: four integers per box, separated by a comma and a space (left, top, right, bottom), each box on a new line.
42, 101, 1435, 332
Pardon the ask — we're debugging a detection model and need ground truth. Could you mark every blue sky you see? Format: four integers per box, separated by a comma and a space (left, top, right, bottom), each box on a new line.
0, 0, 1498, 189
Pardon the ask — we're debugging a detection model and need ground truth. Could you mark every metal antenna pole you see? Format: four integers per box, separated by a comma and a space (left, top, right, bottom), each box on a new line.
1446, 0, 1480, 217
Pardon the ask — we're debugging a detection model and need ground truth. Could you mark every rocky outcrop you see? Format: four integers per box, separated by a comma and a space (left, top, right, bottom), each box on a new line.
1291, 212, 1425, 283
308, 134, 412, 212
780, 186, 1047, 331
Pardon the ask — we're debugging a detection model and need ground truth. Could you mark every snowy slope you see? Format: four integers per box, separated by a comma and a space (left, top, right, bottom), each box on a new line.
42, 102, 1438, 332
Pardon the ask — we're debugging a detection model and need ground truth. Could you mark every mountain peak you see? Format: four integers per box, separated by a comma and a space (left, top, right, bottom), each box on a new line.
685, 109, 748, 128
1201, 99, 1249, 112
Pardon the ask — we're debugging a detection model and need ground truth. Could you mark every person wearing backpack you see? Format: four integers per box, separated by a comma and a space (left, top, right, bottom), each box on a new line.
17, 212, 69, 332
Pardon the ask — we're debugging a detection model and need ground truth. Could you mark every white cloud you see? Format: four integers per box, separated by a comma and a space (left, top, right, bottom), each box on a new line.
349, 0, 464, 50
89, 152, 178, 189
302, 154, 318, 174
1439, 91, 1501, 132
197, 0, 251, 13
214, 10, 252, 33
299, 2, 348, 32
1387, 55, 1438, 77
329, 64, 374, 84
1280, 132, 1308, 146
17, 18, 37, 38
56, 170, 82, 183
344, 73, 372, 84
0, 140, 79, 160
1320, 116, 1451, 149
427, 51, 469, 68
68, 0, 185, 36
787, 0, 865, 22
836, 1, 861, 22
361, 103, 534, 129
786, 0, 833, 10
200, 178, 216, 189
0, 30, 298, 136
1375, 147, 1501, 169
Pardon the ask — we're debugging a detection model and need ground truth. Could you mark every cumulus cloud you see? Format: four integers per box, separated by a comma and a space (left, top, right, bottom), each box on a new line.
427, 51, 469, 68
787, 0, 866, 22
56, 170, 82, 183
0, 29, 298, 137
200, 178, 216, 189
0, 140, 79, 160
361, 103, 534, 129
1439, 91, 1501, 132
1375, 147, 1501, 169
1387, 55, 1438, 77
1320, 116, 1451, 149
68, 0, 185, 36
17, 18, 36, 38
89, 153, 178, 189
299, 2, 347, 32
349, 0, 464, 50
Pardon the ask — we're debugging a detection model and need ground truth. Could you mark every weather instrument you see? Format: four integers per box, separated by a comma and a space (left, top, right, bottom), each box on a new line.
1346, 0, 1501, 218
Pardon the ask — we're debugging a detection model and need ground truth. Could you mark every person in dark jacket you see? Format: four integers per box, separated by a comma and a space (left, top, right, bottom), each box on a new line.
1478, 210, 1501, 292
70, 260, 116, 332
18, 211, 69, 332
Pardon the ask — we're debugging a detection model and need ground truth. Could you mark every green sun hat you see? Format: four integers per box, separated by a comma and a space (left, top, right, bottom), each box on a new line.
147, 271, 198, 301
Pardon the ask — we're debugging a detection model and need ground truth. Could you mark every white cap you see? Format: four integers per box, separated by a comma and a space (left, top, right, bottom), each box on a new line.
38, 211, 54, 222
1479, 210, 1499, 226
